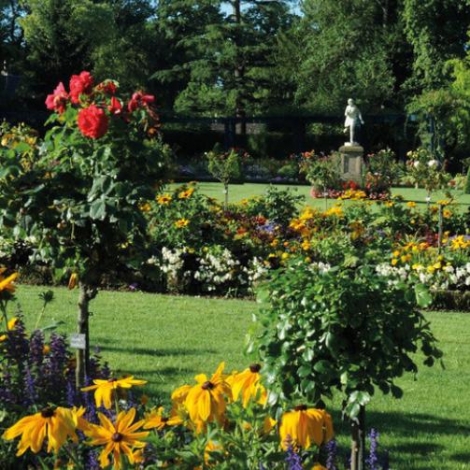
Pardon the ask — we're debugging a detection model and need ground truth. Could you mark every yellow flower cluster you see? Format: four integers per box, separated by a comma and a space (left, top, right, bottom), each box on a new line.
448, 235, 470, 250
0, 268, 18, 295
2, 364, 335, 469
324, 205, 344, 218
390, 240, 431, 266
338, 189, 367, 200
174, 217, 190, 228
156, 193, 172, 205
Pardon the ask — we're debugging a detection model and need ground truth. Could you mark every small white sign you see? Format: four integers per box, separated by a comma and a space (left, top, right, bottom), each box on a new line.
70, 333, 86, 350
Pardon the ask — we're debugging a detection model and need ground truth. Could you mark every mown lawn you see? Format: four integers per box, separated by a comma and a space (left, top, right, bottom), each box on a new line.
173, 181, 470, 212
13, 284, 470, 470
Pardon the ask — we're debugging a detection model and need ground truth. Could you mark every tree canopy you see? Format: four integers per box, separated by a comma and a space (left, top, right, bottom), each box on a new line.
1, 0, 470, 159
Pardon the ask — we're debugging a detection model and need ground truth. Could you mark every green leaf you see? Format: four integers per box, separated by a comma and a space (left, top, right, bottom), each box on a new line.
298, 365, 312, 378
344, 401, 361, 419
414, 283, 433, 307
302, 348, 314, 362
89, 198, 107, 220
313, 360, 333, 375
349, 390, 371, 406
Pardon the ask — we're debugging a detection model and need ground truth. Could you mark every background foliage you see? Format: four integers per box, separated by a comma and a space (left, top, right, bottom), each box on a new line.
1, 1, 470, 165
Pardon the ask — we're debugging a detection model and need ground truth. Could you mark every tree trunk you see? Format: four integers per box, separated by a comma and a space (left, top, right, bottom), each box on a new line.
76, 282, 97, 388
232, 0, 246, 136
350, 405, 366, 470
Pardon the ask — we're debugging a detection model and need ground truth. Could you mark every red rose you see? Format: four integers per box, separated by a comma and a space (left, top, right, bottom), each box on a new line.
77, 105, 109, 139
108, 96, 123, 115
127, 91, 155, 112
69, 71, 94, 104
96, 80, 118, 95
45, 82, 69, 114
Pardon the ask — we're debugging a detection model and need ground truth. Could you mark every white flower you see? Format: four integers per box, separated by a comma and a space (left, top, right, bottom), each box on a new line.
428, 159, 439, 168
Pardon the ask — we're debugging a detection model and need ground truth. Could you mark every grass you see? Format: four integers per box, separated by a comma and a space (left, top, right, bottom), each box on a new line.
12, 284, 470, 470
172, 181, 470, 211
15, 285, 253, 398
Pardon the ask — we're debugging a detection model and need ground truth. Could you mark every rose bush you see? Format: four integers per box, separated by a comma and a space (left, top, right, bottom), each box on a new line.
0, 71, 172, 383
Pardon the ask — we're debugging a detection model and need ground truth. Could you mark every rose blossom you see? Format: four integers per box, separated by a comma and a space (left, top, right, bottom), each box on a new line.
96, 80, 118, 95
108, 96, 123, 115
77, 104, 109, 139
127, 91, 155, 112
69, 71, 94, 104
45, 82, 69, 114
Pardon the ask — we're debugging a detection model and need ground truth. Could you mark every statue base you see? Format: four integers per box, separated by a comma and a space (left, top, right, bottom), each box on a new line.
338, 144, 364, 184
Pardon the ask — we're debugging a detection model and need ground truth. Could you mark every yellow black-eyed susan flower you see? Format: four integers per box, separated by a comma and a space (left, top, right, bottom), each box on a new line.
84, 407, 148, 470
81, 376, 147, 409
279, 405, 334, 451
184, 362, 232, 433
227, 363, 266, 408
0, 268, 18, 294
2, 406, 78, 456
143, 406, 183, 431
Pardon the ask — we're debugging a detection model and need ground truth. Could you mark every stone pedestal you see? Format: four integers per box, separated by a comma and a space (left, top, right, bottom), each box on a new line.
338, 143, 364, 184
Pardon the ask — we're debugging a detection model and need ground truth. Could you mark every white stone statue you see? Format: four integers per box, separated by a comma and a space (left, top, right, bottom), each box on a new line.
344, 98, 364, 145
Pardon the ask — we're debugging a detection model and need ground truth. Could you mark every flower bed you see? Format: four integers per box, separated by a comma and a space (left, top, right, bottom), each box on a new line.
1, 276, 396, 469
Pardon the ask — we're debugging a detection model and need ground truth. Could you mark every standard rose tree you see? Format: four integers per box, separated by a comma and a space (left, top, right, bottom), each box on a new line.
0, 71, 171, 386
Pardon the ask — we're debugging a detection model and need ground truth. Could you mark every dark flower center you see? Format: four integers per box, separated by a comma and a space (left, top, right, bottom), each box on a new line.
108, 378, 117, 383
294, 404, 308, 411
249, 363, 261, 373
202, 381, 215, 390
161, 417, 169, 423
112, 432, 123, 442
41, 406, 56, 418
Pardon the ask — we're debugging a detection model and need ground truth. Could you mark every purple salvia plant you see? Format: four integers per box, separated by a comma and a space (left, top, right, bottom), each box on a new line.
366, 428, 380, 470
48, 333, 69, 377
0, 371, 16, 407
285, 445, 303, 470
66, 379, 78, 407
82, 376, 99, 424
28, 330, 45, 367
23, 365, 37, 406
325, 438, 338, 470
85, 449, 101, 470
4, 316, 29, 363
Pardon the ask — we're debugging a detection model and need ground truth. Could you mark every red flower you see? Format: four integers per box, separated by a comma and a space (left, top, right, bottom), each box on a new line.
45, 82, 69, 114
127, 91, 155, 112
77, 105, 109, 139
96, 80, 118, 96
108, 96, 123, 115
69, 71, 94, 104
